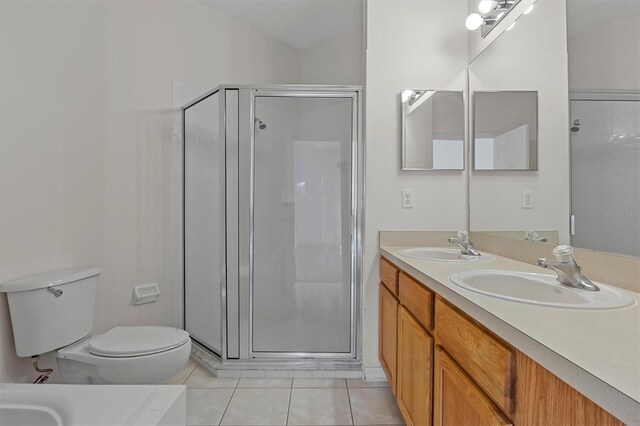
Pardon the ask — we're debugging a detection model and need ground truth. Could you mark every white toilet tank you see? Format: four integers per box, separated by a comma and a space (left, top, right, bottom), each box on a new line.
0, 267, 101, 357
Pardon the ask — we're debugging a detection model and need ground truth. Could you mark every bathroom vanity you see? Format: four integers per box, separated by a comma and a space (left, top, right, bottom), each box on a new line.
378, 246, 639, 426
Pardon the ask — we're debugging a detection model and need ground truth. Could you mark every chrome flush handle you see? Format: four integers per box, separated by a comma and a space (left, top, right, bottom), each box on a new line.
48, 287, 63, 297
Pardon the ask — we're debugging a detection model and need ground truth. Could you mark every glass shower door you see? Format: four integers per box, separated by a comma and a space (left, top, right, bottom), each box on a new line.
251, 94, 355, 355
184, 92, 224, 355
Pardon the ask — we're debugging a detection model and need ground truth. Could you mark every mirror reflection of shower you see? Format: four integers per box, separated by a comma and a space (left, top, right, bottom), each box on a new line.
254, 117, 267, 130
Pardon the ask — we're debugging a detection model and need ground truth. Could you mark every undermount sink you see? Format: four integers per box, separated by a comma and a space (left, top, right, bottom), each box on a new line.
398, 247, 495, 263
450, 270, 636, 309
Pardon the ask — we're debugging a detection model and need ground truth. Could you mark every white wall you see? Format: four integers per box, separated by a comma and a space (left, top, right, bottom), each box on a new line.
568, 15, 640, 92
363, 0, 468, 373
300, 27, 365, 85
469, 0, 570, 241
0, 0, 299, 383
0, 0, 107, 383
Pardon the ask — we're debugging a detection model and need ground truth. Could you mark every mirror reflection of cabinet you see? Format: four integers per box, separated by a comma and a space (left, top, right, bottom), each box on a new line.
401, 90, 465, 170
473, 91, 538, 171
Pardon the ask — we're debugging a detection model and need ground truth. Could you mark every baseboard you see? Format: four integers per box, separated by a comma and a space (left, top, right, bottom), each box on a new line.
363, 367, 388, 381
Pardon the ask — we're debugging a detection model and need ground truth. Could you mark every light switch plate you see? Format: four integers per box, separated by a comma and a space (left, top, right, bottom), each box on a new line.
402, 189, 414, 208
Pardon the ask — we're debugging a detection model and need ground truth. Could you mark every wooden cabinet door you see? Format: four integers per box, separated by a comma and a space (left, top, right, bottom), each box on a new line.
379, 283, 398, 394
397, 306, 433, 426
434, 346, 512, 426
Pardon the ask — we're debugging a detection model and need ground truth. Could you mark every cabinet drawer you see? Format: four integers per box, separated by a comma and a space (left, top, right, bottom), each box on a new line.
380, 256, 399, 296
435, 298, 515, 418
399, 272, 434, 332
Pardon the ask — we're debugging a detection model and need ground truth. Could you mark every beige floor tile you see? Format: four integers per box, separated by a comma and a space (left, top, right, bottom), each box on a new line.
237, 378, 293, 388
186, 365, 239, 389
221, 388, 291, 425
288, 388, 353, 425
348, 388, 404, 425
346, 378, 389, 388
168, 358, 198, 384
186, 388, 234, 425
293, 378, 346, 388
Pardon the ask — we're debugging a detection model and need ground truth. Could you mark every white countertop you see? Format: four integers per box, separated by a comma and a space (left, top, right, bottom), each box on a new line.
380, 246, 640, 424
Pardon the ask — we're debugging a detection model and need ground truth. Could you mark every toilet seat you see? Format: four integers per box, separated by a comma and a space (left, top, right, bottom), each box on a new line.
57, 326, 191, 366
88, 326, 190, 358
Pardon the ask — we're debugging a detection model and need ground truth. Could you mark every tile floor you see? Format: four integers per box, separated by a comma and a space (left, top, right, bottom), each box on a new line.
169, 359, 405, 426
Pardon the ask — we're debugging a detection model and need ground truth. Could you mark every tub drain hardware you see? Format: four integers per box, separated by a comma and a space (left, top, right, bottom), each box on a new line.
32, 355, 53, 384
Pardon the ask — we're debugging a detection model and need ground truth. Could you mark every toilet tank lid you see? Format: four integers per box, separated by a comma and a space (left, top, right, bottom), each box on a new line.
0, 267, 101, 293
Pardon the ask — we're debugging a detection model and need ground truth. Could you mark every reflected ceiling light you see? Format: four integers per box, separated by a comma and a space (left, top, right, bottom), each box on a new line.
478, 0, 497, 14
523, 4, 534, 14
466, 0, 518, 35
506, 21, 516, 31
401, 90, 414, 103
465, 13, 484, 30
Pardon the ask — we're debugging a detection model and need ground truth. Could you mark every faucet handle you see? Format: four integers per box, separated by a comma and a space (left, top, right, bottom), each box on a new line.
552, 245, 574, 263
456, 231, 469, 240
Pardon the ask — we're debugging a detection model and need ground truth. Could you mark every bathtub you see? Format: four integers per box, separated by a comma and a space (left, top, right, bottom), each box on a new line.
0, 383, 185, 426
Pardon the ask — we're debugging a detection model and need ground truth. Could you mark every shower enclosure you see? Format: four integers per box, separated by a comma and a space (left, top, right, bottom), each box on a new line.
183, 85, 362, 365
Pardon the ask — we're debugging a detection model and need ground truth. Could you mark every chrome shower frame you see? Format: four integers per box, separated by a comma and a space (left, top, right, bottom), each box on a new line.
182, 85, 364, 364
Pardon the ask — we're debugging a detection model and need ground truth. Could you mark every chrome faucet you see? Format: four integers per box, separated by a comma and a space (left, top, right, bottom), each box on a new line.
448, 231, 481, 256
524, 230, 548, 243
538, 245, 599, 292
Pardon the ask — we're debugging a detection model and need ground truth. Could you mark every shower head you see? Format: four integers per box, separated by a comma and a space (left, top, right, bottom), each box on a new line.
254, 117, 267, 130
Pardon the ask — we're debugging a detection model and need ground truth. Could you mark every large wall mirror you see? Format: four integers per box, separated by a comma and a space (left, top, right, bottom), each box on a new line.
401, 90, 465, 170
468, 0, 640, 258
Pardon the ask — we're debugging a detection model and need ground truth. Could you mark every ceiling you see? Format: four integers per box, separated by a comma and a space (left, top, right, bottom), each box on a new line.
197, 0, 364, 49
567, 0, 640, 35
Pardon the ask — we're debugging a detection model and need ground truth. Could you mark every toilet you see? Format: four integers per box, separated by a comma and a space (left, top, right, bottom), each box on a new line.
0, 267, 191, 384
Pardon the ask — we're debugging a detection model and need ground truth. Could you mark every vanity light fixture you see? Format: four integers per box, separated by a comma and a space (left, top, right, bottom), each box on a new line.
465, 13, 485, 31
478, 0, 497, 14
465, 0, 520, 36
401, 89, 427, 106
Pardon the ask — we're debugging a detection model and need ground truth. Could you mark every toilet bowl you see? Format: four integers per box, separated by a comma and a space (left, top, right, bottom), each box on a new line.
57, 326, 191, 384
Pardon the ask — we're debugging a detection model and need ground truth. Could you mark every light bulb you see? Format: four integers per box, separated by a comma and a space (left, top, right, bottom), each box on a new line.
478, 0, 496, 14
465, 13, 484, 30
401, 90, 414, 103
